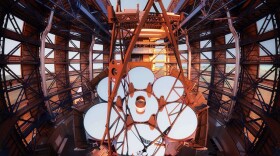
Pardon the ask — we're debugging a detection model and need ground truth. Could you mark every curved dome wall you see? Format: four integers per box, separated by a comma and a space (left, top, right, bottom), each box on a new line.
0, 0, 110, 154
173, 0, 280, 155
0, 0, 279, 155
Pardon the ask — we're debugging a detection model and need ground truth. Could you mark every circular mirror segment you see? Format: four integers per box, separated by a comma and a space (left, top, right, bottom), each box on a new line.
96, 77, 127, 102
83, 103, 125, 140
153, 76, 184, 102
126, 67, 155, 90
123, 91, 158, 122
91, 66, 197, 155
157, 103, 197, 140
115, 124, 165, 156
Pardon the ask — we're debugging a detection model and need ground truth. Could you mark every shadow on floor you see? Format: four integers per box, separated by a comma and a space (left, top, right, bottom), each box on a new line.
60, 135, 92, 156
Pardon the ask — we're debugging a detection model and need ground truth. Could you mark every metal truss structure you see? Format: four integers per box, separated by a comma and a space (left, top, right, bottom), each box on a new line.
103, 0, 190, 154
0, 0, 111, 154
169, 0, 280, 155
0, 0, 279, 155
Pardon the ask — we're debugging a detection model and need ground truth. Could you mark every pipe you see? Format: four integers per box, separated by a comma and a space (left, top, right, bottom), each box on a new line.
185, 34, 192, 80
40, 10, 54, 118
226, 10, 240, 121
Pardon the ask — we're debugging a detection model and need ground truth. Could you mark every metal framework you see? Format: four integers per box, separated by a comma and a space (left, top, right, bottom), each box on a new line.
0, 0, 280, 155
40, 9, 54, 118
0, 0, 111, 154
225, 10, 240, 121
102, 0, 193, 154
173, 0, 280, 155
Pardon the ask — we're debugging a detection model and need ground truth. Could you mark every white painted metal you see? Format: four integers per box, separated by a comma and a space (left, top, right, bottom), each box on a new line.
89, 35, 95, 81
40, 10, 54, 117
226, 11, 240, 121
89, 35, 95, 100
185, 34, 192, 80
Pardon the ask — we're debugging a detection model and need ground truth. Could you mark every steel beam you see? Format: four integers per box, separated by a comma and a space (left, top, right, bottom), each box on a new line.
185, 34, 192, 80
173, 0, 188, 13
40, 9, 54, 118
158, 0, 187, 89
89, 36, 95, 101
0, 99, 43, 148
96, 0, 108, 16
239, 99, 280, 148
177, 0, 206, 31
89, 35, 95, 81
104, 0, 155, 154
226, 10, 240, 121
2, 29, 91, 53
76, 1, 110, 36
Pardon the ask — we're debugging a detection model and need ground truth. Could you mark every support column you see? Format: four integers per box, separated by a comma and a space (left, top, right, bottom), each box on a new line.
226, 10, 240, 121
185, 34, 192, 80
89, 35, 95, 81
40, 10, 54, 118
104, 0, 155, 153
89, 35, 95, 101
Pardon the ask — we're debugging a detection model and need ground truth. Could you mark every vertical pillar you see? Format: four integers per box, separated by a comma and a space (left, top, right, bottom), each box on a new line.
40, 10, 54, 118
104, 0, 155, 153
89, 35, 95, 81
226, 11, 240, 121
185, 34, 192, 80
89, 36, 95, 100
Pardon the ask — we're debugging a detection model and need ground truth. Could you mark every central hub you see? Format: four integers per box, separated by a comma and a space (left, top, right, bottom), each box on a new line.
135, 96, 146, 114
